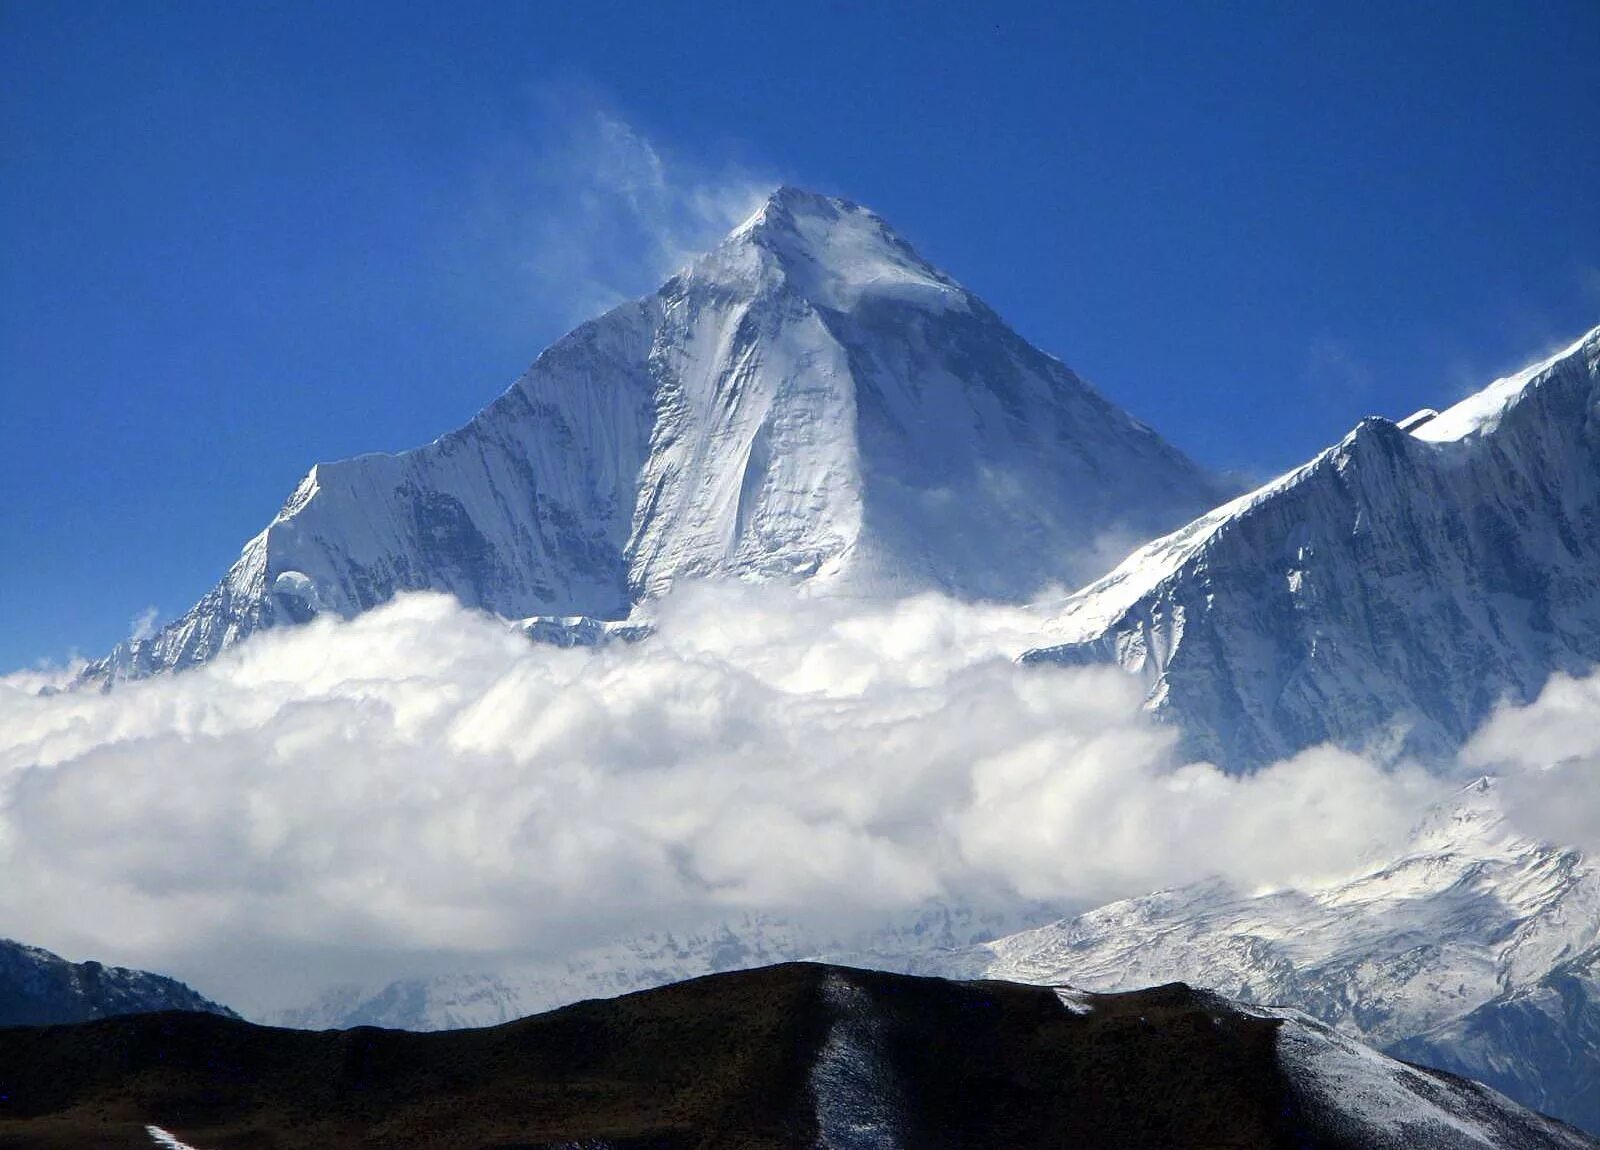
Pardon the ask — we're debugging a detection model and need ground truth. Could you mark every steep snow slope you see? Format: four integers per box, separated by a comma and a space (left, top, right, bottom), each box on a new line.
1026, 325, 1600, 766
933, 779, 1600, 1132
0, 938, 235, 1025
1256, 1001, 1594, 1150
1391, 944, 1600, 1136
89, 188, 1220, 680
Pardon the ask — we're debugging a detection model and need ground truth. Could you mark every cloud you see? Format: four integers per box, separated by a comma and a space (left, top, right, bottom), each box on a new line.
462, 86, 776, 330
1304, 334, 1377, 400
1578, 264, 1600, 309
129, 606, 160, 642
0, 659, 85, 696
0, 585, 1454, 1015
1456, 671, 1600, 854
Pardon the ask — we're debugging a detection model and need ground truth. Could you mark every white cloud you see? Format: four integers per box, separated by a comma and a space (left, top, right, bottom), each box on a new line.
1304, 334, 1377, 400
1457, 671, 1600, 854
0, 585, 1456, 1015
129, 605, 160, 642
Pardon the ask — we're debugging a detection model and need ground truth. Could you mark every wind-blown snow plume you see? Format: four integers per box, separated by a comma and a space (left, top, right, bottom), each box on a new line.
466, 88, 773, 326
0, 585, 1450, 1014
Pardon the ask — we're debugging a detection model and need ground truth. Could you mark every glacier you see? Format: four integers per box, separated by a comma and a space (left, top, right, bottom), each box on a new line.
86, 187, 1223, 681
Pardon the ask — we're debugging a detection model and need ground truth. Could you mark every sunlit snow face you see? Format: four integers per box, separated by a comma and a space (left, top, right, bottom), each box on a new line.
1, 583, 1588, 1013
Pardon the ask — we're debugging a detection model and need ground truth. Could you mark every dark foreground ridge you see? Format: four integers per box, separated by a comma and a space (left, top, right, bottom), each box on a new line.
0, 963, 1592, 1149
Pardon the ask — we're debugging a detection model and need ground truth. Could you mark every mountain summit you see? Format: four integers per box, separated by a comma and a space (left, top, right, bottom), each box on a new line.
91, 188, 1222, 678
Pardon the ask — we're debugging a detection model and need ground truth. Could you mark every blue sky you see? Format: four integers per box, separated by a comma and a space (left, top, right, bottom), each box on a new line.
3, 0, 1598, 671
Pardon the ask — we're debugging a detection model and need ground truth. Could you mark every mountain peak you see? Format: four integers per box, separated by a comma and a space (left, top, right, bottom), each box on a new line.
82, 188, 1222, 683
717, 186, 966, 313
732, 185, 870, 236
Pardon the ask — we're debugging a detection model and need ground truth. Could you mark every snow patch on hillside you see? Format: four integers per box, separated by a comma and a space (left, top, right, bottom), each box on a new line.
811, 973, 906, 1150
147, 1128, 207, 1150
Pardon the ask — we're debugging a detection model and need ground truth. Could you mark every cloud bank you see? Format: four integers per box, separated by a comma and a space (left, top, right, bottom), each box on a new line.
0, 585, 1478, 1014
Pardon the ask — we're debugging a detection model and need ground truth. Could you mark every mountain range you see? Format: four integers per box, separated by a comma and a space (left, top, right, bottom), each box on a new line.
22, 189, 1600, 1137
249, 302, 1600, 1129
266, 775, 1600, 1132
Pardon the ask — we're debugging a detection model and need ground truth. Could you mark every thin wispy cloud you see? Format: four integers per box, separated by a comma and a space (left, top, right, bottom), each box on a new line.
129, 606, 160, 643
1303, 334, 1377, 401
1577, 264, 1600, 309
463, 85, 776, 329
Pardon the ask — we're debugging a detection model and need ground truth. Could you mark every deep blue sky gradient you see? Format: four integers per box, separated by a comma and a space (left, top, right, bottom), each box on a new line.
3, 0, 1598, 669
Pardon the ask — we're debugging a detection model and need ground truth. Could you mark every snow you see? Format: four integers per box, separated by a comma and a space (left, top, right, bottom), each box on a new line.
1053, 986, 1095, 1015
0, 938, 232, 1024
966, 780, 1600, 1042
735, 187, 971, 315
146, 1128, 206, 1150
1412, 325, 1599, 443
1259, 1008, 1592, 1148
1269, 1008, 1496, 1144
274, 904, 1052, 1031
891, 777, 1600, 1134
810, 973, 906, 1150
1031, 452, 1322, 643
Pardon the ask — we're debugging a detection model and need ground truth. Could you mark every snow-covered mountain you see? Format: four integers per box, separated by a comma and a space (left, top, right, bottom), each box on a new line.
88, 187, 1222, 680
0, 937, 235, 1025
923, 778, 1600, 1133
1026, 325, 1600, 767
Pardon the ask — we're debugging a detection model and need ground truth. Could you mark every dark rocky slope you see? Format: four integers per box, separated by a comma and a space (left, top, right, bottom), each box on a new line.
0, 963, 1590, 1149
